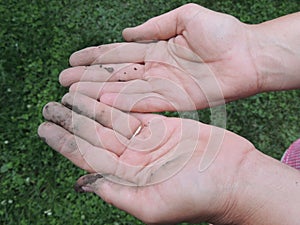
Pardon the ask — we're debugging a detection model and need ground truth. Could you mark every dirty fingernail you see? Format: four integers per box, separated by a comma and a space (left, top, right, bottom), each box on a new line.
74, 173, 103, 193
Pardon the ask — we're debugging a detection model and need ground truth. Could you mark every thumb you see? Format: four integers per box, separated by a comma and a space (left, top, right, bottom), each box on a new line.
122, 4, 198, 41
74, 174, 146, 217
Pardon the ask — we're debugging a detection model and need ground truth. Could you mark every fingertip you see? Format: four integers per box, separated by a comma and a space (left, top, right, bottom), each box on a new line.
122, 27, 135, 41
69, 49, 87, 66
69, 82, 79, 93
99, 93, 114, 105
42, 102, 62, 121
42, 102, 52, 118
61, 92, 78, 111
69, 52, 78, 66
37, 122, 46, 137
122, 26, 155, 42
58, 69, 69, 87
60, 67, 88, 87
61, 92, 71, 105
69, 46, 99, 66
37, 121, 53, 141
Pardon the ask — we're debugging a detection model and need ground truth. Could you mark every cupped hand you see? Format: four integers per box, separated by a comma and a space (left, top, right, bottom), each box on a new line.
38, 92, 255, 224
59, 3, 260, 112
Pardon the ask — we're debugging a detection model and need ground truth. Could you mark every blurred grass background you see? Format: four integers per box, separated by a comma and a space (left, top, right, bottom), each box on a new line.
0, 0, 299, 224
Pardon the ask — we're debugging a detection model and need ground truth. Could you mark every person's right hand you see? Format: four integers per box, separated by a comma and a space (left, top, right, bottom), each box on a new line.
38, 92, 256, 224
59, 3, 260, 112
38, 92, 300, 225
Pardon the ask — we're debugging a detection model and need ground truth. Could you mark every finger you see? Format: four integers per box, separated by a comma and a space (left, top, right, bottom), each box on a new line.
61, 92, 142, 139
59, 63, 145, 87
98, 76, 195, 112
38, 122, 155, 185
42, 102, 129, 155
122, 4, 199, 41
69, 42, 152, 66
38, 122, 118, 174
69, 79, 152, 101
74, 174, 152, 221
100, 92, 175, 112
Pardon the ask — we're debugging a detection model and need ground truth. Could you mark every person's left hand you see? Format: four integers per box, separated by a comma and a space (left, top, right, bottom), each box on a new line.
38, 92, 256, 224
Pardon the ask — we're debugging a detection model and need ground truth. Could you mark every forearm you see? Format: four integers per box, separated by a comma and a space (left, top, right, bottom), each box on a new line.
233, 149, 300, 225
248, 12, 300, 92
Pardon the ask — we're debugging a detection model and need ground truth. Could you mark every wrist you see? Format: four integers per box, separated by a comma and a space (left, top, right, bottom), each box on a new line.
247, 13, 300, 93
230, 149, 300, 225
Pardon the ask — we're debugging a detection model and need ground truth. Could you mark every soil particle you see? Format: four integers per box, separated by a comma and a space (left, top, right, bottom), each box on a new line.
104, 67, 114, 73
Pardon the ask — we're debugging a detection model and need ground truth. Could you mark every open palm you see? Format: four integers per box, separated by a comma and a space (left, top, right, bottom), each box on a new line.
59, 4, 259, 112
38, 92, 255, 224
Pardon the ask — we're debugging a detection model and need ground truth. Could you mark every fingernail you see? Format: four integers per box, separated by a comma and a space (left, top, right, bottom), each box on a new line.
74, 174, 103, 193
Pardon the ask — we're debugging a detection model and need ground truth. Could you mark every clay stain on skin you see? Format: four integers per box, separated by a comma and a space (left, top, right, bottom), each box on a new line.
74, 174, 103, 193
118, 71, 127, 82
55, 111, 71, 127
45, 103, 72, 129
67, 137, 78, 150
44, 104, 50, 111
63, 102, 83, 115
104, 67, 114, 73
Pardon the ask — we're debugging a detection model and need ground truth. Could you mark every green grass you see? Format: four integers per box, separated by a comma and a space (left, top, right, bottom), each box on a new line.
0, 0, 299, 224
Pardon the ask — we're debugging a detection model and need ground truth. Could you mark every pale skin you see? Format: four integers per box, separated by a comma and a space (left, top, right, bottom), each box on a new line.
38, 93, 300, 225
59, 4, 300, 112
39, 3, 300, 225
